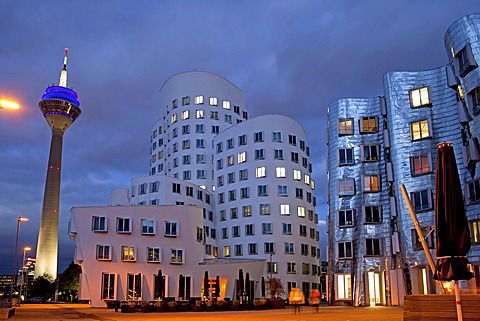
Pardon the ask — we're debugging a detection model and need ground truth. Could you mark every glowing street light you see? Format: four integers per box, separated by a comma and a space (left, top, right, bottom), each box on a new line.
0, 99, 20, 110
10, 217, 28, 302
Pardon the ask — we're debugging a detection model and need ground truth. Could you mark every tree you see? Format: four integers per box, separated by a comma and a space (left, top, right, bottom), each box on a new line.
30, 274, 55, 299
265, 277, 285, 299
58, 261, 81, 302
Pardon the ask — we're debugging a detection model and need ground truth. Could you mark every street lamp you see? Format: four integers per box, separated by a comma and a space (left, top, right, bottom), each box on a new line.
10, 217, 28, 302
22, 247, 31, 300
0, 99, 20, 110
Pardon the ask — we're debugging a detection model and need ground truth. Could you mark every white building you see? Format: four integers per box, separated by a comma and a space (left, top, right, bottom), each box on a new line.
70, 71, 321, 307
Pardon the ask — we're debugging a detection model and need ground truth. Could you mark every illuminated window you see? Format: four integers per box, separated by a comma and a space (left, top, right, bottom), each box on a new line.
297, 206, 305, 217
243, 205, 252, 217
469, 220, 480, 244
256, 166, 266, 178
171, 113, 177, 123
339, 148, 354, 165
363, 175, 380, 192
227, 155, 234, 166
222, 100, 230, 109
276, 167, 286, 178
410, 153, 431, 176
336, 274, 352, 300
196, 110, 204, 119
224, 246, 230, 257
360, 116, 378, 133
147, 247, 161, 263
260, 203, 270, 215
170, 249, 184, 264
181, 110, 189, 120
209, 97, 218, 106
339, 118, 354, 135
304, 174, 310, 185
280, 204, 290, 215
238, 151, 246, 163
410, 119, 431, 140
410, 87, 431, 108
121, 246, 136, 261
195, 95, 204, 104
293, 169, 301, 180
338, 209, 354, 228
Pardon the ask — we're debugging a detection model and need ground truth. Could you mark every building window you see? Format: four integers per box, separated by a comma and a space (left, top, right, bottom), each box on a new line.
222, 227, 228, 239
209, 97, 218, 106
195, 95, 204, 104
254, 131, 264, 142
410, 87, 431, 108
127, 273, 141, 300
240, 187, 250, 199
276, 167, 286, 178
165, 221, 178, 237
457, 43, 477, 76
410, 119, 431, 141
412, 227, 435, 250
364, 206, 381, 224
141, 219, 155, 235
92, 216, 107, 232
338, 209, 354, 228
228, 190, 236, 201
255, 149, 265, 160
467, 179, 480, 204
338, 178, 355, 196
102, 273, 115, 299
227, 138, 234, 149
302, 263, 310, 275
181, 110, 189, 120
196, 139, 205, 148
227, 172, 235, 184
222, 100, 230, 109
339, 118, 354, 135
287, 262, 297, 274
304, 174, 310, 185
411, 153, 431, 176
243, 205, 252, 217
121, 246, 136, 262
412, 189, 432, 212
282, 223, 292, 235
218, 192, 224, 204
182, 140, 190, 150
339, 148, 354, 165
245, 224, 254, 236
256, 166, 266, 178
267, 262, 277, 274
285, 242, 294, 254
265, 242, 275, 254
238, 134, 247, 146
239, 169, 248, 180
337, 241, 353, 258
96, 245, 111, 260
234, 244, 243, 256
365, 238, 381, 256
196, 110, 204, 119
225, 114, 232, 123
260, 203, 270, 215
288, 135, 297, 146
170, 249, 184, 264
262, 222, 272, 234
238, 151, 246, 163
360, 116, 378, 133
172, 183, 181, 194
274, 149, 284, 159
277, 185, 288, 197
117, 217, 131, 233
291, 152, 299, 163
363, 175, 380, 192
195, 124, 204, 133
272, 131, 282, 142
258, 185, 268, 196
470, 87, 480, 115
211, 111, 218, 120
186, 186, 194, 197
147, 247, 161, 263
297, 206, 305, 217
336, 274, 352, 300
295, 188, 303, 199
280, 204, 290, 215
293, 169, 302, 181
299, 225, 307, 237
232, 225, 240, 237
234, 105, 240, 114
361, 145, 379, 162
248, 243, 257, 255
469, 220, 480, 244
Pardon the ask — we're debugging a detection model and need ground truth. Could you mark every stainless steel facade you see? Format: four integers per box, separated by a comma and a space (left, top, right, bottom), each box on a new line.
327, 14, 480, 306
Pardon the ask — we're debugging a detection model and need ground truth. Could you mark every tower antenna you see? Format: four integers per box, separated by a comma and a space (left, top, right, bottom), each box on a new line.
59, 48, 68, 87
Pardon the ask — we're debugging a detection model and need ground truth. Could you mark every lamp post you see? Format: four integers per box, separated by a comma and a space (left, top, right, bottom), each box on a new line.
0, 99, 20, 110
10, 217, 28, 302
269, 253, 273, 279
21, 247, 31, 301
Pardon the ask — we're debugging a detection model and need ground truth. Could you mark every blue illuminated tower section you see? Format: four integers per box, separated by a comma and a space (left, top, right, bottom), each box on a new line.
35, 49, 81, 279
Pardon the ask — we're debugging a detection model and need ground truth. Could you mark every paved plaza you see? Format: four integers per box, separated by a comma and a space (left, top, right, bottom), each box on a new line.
6, 303, 403, 321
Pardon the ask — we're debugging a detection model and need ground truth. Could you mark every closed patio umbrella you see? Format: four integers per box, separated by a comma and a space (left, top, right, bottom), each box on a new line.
261, 277, 265, 298
157, 269, 163, 299
215, 275, 220, 299
204, 270, 209, 300
179, 274, 185, 300
433, 142, 474, 321
238, 269, 244, 301
245, 272, 250, 302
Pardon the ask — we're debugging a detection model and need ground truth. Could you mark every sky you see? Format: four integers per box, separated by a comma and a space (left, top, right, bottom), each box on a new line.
0, 0, 478, 275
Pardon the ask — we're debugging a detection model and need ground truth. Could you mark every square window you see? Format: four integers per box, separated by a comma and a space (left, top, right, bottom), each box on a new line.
195, 95, 204, 104
222, 100, 231, 109
238, 151, 247, 163
260, 203, 270, 215
410, 87, 431, 108
264, 242, 275, 254
256, 166, 266, 178
410, 119, 431, 141
258, 185, 268, 196
297, 206, 305, 217
280, 204, 290, 215
364, 206, 381, 224
92, 216, 107, 232
262, 222, 272, 234
360, 116, 378, 133
211, 111, 218, 119
339, 118, 354, 136
147, 247, 161, 263
96, 245, 111, 260
338, 178, 355, 196
238, 134, 247, 146
361, 145, 379, 162
338, 209, 354, 227
141, 219, 155, 235
272, 131, 282, 142
255, 149, 265, 160
287, 262, 297, 273
410, 153, 431, 176
165, 221, 178, 237
243, 205, 252, 217
339, 148, 354, 165
235, 244, 243, 256
240, 187, 250, 199
254, 131, 264, 142
210, 97, 218, 106
239, 169, 248, 180
363, 175, 380, 192
278, 185, 288, 197
170, 249, 184, 264
117, 217, 131, 233
274, 149, 284, 159
337, 241, 352, 258
121, 246, 136, 262
285, 242, 294, 254
412, 190, 432, 212
282, 223, 292, 235
276, 167, 286, 178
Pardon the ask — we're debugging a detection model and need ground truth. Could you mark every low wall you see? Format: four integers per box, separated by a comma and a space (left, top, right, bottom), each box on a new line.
404, 294, 480, 321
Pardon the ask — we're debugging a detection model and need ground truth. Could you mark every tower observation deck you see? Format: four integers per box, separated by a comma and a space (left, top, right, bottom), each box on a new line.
35, 49, 81, 279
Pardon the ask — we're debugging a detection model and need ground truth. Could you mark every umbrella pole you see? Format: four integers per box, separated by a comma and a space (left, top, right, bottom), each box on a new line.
454, 281, 463, 321
400, 184, 446, 294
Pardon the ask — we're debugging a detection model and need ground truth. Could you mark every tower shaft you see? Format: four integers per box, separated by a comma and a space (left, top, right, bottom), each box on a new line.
35, 127, 64, 279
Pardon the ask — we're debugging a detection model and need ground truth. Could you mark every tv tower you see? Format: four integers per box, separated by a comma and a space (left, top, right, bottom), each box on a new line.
35, 49, 81, 279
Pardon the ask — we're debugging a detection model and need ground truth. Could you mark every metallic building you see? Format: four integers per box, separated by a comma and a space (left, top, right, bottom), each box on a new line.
35, 49, 81, 279
327, 14, 480, 306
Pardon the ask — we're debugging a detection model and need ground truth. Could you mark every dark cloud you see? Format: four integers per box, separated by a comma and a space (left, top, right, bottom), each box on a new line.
0, 0, 478, 274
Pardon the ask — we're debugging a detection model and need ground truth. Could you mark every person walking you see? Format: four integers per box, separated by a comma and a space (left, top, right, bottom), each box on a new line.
309, 289, 320, 313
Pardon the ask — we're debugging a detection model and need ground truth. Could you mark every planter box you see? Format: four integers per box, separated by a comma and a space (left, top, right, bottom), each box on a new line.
121, 305, 135, 313
270, 300, 285, 309
404, 294, 480, 321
